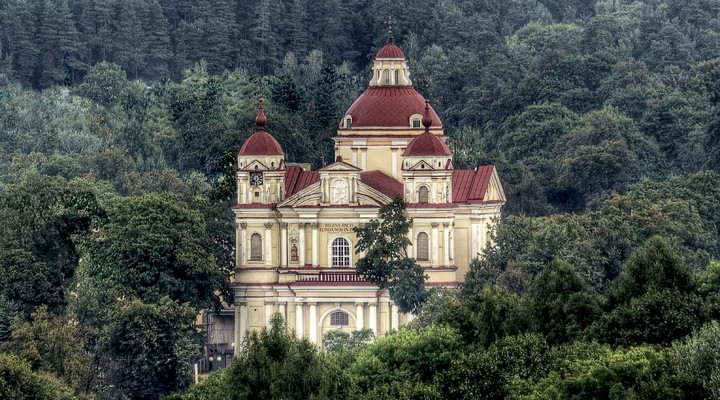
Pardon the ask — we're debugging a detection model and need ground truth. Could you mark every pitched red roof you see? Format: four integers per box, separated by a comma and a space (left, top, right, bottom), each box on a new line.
376, 43, 405, 59
402, 131, 451, 156
360, 171, 403, 198
284, 165, 320, 197
238, 130, 284, 156
452, 166, 495, 203
341, 87, 442, 128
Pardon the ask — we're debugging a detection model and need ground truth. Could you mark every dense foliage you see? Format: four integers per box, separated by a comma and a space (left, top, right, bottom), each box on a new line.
2, 0, 720, 398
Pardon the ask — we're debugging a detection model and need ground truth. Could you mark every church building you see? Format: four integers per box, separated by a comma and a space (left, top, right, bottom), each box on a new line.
231, 40, 505, 349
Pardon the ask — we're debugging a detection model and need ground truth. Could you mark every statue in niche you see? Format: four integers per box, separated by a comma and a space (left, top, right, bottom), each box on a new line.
290, 243, 298, 262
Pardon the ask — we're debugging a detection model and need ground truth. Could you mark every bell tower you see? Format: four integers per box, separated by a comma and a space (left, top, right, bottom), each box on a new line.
236, 98, 286, 204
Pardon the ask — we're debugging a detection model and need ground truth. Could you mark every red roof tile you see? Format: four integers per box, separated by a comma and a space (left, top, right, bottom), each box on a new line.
376, 43, 405, 59
341, 87, 442, 128
238, 130, 284, 156
406, 203, 456, 208
284, 165, 320, 197
452, 166, 495, 203
360, 171, 403, 198
231, 203, 276, 209
402, 131, 451, 156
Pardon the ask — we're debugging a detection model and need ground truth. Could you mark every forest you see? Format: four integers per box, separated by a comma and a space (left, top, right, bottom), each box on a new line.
2, 0, 720, 398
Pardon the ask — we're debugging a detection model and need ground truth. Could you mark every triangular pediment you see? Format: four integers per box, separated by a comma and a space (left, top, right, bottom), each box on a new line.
240, 160, 269, 171
278, 180, 392, 208
319, 161, 361, 172
485, 167, 506, 202
407, 160, 435, 171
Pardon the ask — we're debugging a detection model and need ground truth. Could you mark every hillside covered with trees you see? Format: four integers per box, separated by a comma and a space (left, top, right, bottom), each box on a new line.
2, 0, 720, 398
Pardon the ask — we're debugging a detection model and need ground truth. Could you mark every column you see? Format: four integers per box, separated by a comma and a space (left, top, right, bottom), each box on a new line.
237, 303, 247, 354
431, 222, 439, 266
311, 223, 319, 266
239, 223, 247, 266
278, 303, 286, 321
264, 223, 273, 265
235, 223, 242, 267
265, 303, 274, 326
368, 303, 377, 335
390, 303, 399, 330
361, 148, 367, 170
355, 302, 365, 330
442, 222, 450, 266
295, 302, 304, 338
298, 224, 306, 266
280, 223, 288, 267
406, 227, 413, 258
449, 223, 454, 262
391, 149, 397, 179
308, 303, 317, 344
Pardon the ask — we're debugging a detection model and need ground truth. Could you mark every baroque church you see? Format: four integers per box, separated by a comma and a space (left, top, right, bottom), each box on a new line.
230, 40, 505, 350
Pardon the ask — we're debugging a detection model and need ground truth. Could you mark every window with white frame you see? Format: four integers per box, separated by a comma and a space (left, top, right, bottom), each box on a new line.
417, 232, 429, 261
250, 233, 262, 261
330, 311, 349, 326
331, 237, 350, 267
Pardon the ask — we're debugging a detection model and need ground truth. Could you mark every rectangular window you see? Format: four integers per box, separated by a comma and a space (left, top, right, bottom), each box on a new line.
412, 118, 421, 128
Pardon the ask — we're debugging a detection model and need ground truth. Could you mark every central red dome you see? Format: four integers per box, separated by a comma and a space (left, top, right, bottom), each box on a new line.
376, 43, 405, 59
342, 87, 442, 128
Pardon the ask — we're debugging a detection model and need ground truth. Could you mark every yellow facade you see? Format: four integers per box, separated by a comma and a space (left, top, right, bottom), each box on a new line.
229, 42, 505, 352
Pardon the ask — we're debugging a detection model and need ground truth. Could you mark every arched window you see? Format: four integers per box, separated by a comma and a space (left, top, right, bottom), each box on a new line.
384, 69, 390, 85
330, 311, 349, 326
345, 117, 352, 128
417, 232, 429, 261
418, 186, 429, 203
250, 233, 262, 261
394, 69, 399, 84
331, 237, 350, 267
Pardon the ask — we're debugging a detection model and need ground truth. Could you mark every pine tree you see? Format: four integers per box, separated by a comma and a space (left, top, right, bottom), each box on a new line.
35, 0, 81, 87
112, 0, 145, 78
0, 0, 38, 84
141, 0, 172, 80
250, 0, 281, 75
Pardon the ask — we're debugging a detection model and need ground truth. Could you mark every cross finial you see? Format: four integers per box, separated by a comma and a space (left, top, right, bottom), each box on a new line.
386, 16, 394, 44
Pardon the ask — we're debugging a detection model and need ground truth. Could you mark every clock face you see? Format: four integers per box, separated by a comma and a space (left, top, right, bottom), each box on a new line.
250, 172, 263, 187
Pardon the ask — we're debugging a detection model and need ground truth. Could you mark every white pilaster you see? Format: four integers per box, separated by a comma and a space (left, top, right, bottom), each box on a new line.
431, 223, 439, 265
237, 304, 247, 353
298, 224, 305, 266
391, 149, 397, 179
265, 223, 273, 265
443, 223, 450, 266
407, 227, 413, 257
240, 225, 247, 266
312, 224, 319, 266
235, 224, 242, 267
278, 303, 286, 321
390, 303, 399, 330
265, 303, 274, 326
309, 303, 317, 344
361, 149, 367, 170
295, 302, 304, 338
356, 302, 364, 330
368, 303, 377, 335
280, 223, 288, 267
